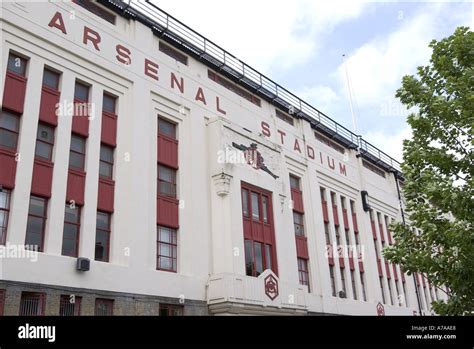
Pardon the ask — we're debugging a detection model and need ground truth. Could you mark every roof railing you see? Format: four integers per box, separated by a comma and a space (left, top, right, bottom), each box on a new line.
100, 0, 402, 173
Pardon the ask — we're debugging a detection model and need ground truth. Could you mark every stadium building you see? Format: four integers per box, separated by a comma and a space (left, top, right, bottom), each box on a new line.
0, 0, 445, 315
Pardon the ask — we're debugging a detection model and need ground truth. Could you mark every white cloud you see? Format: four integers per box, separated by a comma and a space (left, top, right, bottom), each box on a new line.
148, 0, 369, 72
294, 85, 340, 112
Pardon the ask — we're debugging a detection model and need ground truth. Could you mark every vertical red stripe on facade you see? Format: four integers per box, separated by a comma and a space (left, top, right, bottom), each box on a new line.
0, 149, 17, 189
157, 196, 179, 228
97, 178, 115, 212
157, 135, 179, 169
322, 200, 329, 223
328, 256, 335, 266
66, 169, 86, 205
332, 205, 339, 226
349, 256, 355, 270
291, 188, 304, 213
71, 99, 89, 136
342, 208, 349, 230
101, 111, 117, 147
371, 221, 377, 240
358, 261, 364, 272
31, 160, 54, 197
339, 256, 345, 268
39, 87, 59, 125
352, 212, 359, 233
295, 235, 309, 259
377, 258, 383, 276
3, 72, 27, 114
379, 223, 385, 242
385, 261, 391, 279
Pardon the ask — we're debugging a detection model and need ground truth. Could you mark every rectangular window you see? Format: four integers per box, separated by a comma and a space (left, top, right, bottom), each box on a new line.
0, 189, 11, 245
362, 159, 386, 177
159, 42, 188, 65
69, 134, 86, 171
251, 192, 260, 221
324, 223, 331, 246
329, 266, 336, 297
62, 204, 81, 257
293, 212, 305, 236
380, 277, 386, 304
0, 289, 4, 316
7, 53, 27, 76
350, 270, 358, 300
74, 82, 89, 102
25, 196, 47, 252
19, 292, 45, 316
360, 272, 367, 301
59, 295, 81, 316
289, 175, 300, 190
275, 109, 294, 126
95, 298, 113, 316
158, 165, 176, 198
340, 270, 347, 297
35, 123, 55, 161
241, 189, 249, 217
73, 0, 116, 24
102, 93, 116, 114
244, 240, 273, 277
262, 195, 269, 224
0, 110, 21, 151
315, 132, 345, 154
99, 144, 114, 179
298, 258, 310, 288
208, 70, 261, 107
159, 304, 184, 316
158, 118, 177, 139
95, 212, 111, 262
157, 225, 178, 272
42, 69, 60, 90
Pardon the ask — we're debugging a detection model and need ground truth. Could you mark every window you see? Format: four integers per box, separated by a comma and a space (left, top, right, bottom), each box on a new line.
74, 82, 89, 102
59, 295, 81, 316
95, 298, 114, 316
324, 223, 331, 246
315, 132, 345, 154
0, 289, 4, 316
159, 304, 183, 316
159, 42, 188, 65
42, 69, 60, 90
362, 159, 386, 177
241, 189, 249, 217
289, 175, 300, 190
158, 118, 176, 139
380, 277, 386, 304
0, 189, 11, 245
73, 0, 116, 24
340, 270, 347, 297
293, 212, 305, 236
102, 93, 116, 114
329, 266, 336, 297
275, 109, 294, 126
19, 292, 45, 316
69, 134, 86, 170
351, 270, 357, 300
7, 53, 27, 76
208, 70, 261, 107
35, 123, 55, 161
25, 196, 47, 252
95, 212, 111, 262
62, 204, 81, 257
157, 226, 177, 272
99, 144, 114, 179
262, 195, 269, 224
360, 272, 367, 301
251, 192, 260, 221
158, 165, 176, 197
244, 240, 273, 277
0, 110, 20, 150
298, 258, 310, 288
335, 226, 341, 246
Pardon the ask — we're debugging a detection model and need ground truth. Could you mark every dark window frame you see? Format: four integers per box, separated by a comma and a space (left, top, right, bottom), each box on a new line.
0, 110, 21, 151
0, 189, 11, 245
59, 295, 82, 316
69, 134, 86, 171
159, 304, 183, 316
102, 93, 117, 114
42, 68, 60, 91
62, 204, 81, 257
99, 144, 114, 179
94, 298, 114, 316
35, 123, 55, 161
72, 0, 116, 25
298, 258, 310, 288
159, 42, 188, 65
208, 70, 261, 107
158, 117, 177, 140
19, 292, 45, 316
25, 196, 48, 252
157, 225, 178, 273
7, 53, 27, 77
95, 211, 111, 262
276, 109, 294, 126
158, 164, 177, 198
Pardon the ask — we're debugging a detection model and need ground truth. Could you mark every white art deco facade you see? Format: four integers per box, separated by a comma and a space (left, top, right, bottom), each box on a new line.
0, 0, 446, 316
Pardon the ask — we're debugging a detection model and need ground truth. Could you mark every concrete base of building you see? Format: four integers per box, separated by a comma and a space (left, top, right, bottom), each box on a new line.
0, 280, 209, 316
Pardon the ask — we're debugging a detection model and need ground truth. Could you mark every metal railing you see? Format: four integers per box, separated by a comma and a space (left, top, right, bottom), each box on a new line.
101, 0, 402, 173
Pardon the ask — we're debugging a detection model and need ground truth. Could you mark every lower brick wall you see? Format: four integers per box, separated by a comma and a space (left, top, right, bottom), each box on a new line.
0, 280, 208, 316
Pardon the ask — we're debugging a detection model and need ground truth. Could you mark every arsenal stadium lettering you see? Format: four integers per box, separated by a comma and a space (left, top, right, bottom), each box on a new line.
47, 11, 347, 178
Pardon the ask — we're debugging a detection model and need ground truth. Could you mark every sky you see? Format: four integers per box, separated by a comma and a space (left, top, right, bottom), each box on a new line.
148, 0, 473, 161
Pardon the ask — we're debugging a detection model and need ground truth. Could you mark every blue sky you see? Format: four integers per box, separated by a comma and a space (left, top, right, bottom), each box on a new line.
150, 0, 473, 161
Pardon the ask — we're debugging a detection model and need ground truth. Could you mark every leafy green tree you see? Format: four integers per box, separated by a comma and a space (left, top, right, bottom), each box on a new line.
384, 27, 473, 315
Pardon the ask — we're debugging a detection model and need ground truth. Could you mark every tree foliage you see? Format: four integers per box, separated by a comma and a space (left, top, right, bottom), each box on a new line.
384, 27, 474, 315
